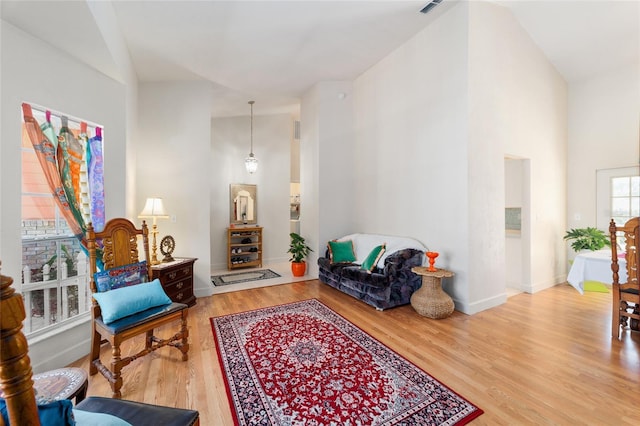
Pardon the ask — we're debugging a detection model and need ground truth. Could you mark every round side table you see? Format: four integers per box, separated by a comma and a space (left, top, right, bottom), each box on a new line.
32, 367, 88, 404
411, 266, 455, 319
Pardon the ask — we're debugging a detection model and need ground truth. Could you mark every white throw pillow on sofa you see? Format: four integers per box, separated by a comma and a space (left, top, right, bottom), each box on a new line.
338, 233, 427, 268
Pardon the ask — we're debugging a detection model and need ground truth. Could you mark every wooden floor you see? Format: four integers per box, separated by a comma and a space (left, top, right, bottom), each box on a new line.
69, 281, 640, 425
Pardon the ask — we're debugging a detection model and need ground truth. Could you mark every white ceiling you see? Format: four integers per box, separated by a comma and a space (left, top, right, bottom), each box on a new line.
2, 1, 638, 117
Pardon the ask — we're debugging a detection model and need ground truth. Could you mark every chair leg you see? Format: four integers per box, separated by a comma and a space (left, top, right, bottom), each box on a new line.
180, 310, 189, 361
89, 327, 101, 376
612, 291, 621, 339
145, 330, 154, 350
110, 344, 123, 399
632, 304, 640, 331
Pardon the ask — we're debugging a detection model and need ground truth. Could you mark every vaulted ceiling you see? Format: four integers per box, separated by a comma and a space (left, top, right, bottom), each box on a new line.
2, 1, 638, 117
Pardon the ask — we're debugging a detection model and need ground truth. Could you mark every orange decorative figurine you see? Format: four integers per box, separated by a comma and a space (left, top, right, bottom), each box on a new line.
426, 251, 439, 272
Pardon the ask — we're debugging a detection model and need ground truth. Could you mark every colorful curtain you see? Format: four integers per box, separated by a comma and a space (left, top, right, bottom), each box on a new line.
56, 116, 86, 234
78, 122, 92, 225
21, 103, 106, 247
88, 127, 105, 231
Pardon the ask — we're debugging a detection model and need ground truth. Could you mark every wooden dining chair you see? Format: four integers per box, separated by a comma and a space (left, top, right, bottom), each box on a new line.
609, 217, 640, 339
87, 218, 189, 398
0, 268, 199, 425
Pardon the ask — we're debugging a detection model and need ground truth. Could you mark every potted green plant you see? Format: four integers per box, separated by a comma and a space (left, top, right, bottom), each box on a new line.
287, 232, 313, 277
563, 227, 611, 252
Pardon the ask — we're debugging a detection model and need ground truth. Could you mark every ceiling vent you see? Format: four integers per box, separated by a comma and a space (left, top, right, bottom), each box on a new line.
420, 0, 443, 14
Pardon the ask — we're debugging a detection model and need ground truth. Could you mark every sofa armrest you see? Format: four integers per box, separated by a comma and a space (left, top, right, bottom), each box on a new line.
383, 249, 424, 278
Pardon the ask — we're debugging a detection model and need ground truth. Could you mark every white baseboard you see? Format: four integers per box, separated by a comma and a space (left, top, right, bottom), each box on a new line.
526, 274, 566, 294
455, 292, 507, 315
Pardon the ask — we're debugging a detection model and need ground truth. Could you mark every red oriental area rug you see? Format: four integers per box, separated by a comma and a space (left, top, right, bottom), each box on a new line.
211, 299, 483, 425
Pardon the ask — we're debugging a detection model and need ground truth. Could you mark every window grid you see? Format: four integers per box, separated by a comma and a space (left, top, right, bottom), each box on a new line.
610, 176, 640, 226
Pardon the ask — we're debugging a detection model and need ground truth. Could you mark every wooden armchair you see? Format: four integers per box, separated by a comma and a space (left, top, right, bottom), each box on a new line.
609, 217, 640, 339
0, 268, 199, 425
87, 218, 189, 398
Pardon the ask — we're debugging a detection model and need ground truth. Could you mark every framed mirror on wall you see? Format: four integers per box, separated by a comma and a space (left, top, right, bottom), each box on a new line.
230, 183, 257, 225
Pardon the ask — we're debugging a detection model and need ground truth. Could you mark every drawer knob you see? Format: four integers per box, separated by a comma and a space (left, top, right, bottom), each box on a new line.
176, 282, 184, 289
168, 272, 177, 280
176, 292, 183, 300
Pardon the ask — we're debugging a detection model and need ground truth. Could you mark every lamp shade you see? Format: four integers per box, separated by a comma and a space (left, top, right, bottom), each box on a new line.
138, 198, 169, 218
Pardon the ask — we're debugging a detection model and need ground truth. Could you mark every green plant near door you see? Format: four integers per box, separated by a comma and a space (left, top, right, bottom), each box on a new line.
288, 232, 313, 277
563, 227, 610, 252
288, 232, 312, 263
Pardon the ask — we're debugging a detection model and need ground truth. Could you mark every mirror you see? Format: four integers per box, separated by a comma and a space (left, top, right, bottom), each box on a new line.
230, 184, 257, 225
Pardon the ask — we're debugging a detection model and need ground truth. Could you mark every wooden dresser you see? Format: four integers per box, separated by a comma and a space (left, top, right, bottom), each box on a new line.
151, 257, 197, 307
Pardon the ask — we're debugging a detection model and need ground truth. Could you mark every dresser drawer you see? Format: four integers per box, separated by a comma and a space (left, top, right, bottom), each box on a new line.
155, 265, 192, 284
163, 278, 193, 304
151, 258, 197, 307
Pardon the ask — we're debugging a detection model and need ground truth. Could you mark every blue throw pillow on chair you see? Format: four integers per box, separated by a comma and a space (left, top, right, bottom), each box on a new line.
94, 261, 149, 292
92, 279, 172, 324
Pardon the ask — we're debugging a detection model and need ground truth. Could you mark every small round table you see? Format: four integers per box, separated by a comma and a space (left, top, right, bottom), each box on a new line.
411, 267, 455, 319
32, 367, 88, 404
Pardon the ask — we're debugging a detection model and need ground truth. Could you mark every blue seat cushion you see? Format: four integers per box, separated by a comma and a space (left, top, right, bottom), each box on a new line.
97, 302, 187, 334
73, 409, 132, 425
75, 397, 199, 426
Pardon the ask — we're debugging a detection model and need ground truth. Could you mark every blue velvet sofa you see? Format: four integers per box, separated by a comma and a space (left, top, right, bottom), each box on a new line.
318, 233, 427, 310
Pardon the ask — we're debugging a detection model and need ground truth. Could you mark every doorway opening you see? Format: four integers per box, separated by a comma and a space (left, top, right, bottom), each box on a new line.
505, 156, 531, 297
290, 120, 301, 235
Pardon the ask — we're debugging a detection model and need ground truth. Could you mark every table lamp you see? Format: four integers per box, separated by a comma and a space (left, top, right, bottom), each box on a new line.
138, 197, 169, 265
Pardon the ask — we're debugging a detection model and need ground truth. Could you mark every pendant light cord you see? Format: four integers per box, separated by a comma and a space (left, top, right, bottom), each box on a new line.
249, 100, 254, 155
244, 100, 258, 173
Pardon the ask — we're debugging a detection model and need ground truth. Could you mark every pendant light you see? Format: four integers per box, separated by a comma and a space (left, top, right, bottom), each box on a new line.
245, 100, 258, 174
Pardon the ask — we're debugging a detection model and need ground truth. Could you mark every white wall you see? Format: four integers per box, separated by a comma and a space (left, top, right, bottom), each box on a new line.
301, 81, 356, 276
468, 1, 568, 296
318, 1, 568, 313
211, 113, 294, 271
137, 82, 213, 297
352, 3, 471, 309
567, 62, 640, 236
86, 1, 141, 219
0, 21, 128, 371
300, 86, 321, 273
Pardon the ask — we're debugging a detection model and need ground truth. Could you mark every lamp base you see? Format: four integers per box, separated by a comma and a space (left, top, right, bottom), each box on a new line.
150, 226, 160, 265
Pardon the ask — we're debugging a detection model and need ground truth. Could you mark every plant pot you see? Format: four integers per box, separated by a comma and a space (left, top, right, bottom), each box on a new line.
291, 261, 306, 277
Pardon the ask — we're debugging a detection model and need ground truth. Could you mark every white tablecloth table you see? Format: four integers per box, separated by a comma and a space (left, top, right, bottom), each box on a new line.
567, 249, 627, 294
